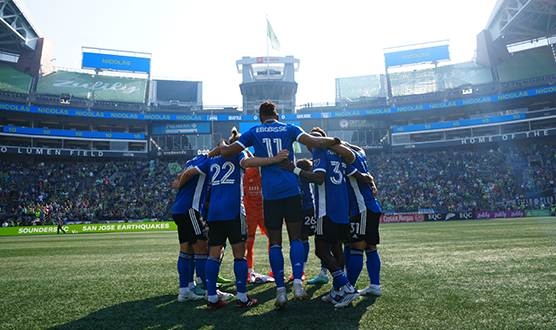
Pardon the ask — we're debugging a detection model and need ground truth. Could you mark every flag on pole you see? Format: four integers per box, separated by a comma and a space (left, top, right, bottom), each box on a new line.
267, 19, 281, 51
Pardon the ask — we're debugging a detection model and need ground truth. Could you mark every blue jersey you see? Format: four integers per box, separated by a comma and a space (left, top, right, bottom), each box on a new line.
172, 155, 208, 214
236, 121, 305, 200
195, 151, 248, 221
312, 148, 350, 224
346, 149, 382, 216
300, 177, 314, 211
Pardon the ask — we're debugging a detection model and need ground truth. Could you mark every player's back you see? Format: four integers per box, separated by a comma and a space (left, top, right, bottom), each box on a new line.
172, 155, 207, 214
196, 152, 247, 221
312, 148, 349, 224
237, 121, 304, 200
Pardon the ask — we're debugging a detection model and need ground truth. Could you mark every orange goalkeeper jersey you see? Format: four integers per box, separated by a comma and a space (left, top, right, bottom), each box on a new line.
244, 167, 263, 208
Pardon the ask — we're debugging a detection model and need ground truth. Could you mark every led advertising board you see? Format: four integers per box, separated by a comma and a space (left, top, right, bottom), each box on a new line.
384, 44, 450, 67
82, 52, 151, 73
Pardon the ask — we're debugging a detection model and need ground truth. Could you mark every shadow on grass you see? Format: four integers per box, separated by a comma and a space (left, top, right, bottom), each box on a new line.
48, 283, 379, 330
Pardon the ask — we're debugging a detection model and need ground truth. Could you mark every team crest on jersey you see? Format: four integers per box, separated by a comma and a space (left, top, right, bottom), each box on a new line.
313, 159, 321, 167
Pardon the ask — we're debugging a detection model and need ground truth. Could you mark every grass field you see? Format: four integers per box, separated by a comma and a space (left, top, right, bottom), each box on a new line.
1, 218, 555, 330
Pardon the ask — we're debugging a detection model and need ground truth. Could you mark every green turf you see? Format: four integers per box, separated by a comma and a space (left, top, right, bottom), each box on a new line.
1, 218, 555, 330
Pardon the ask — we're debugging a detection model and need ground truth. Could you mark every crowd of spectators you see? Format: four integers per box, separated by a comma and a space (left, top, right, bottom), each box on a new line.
0, 160, 177, 226
0, 143, 554, 226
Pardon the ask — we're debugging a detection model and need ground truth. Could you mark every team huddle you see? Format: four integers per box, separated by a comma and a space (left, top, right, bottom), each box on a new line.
171, 101, 383, 311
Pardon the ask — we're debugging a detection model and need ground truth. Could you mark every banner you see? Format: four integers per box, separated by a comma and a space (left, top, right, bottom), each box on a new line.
0, 146, 147, 158
380, 214, 425, 223
424, 211, 475, 221
0, 221, 177, 236
152, 122, 210, 135
524, 209, 550, 217
516, 189, 556, 208
475, 210, 525, 219
82, 52, 151, 73
385, 44, 450, 67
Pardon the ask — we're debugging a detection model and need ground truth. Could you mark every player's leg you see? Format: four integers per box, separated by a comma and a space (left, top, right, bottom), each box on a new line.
360, 211, 382, 296
283, 195, 308, 300
315, 216, 358, 307
346, 212, 365, 287
174, 212, 206, 302
205, 221, 232, 311
229, 214, 258, 308
263, 198, 288, 308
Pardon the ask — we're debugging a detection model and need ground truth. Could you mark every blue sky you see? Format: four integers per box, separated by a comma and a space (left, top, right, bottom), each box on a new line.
23, 0, 499, 108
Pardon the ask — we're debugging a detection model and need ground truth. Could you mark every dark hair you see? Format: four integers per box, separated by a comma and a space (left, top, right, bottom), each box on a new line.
296, 158, 312, 171
259, 101, 277, 118
310, 127, 327, 137
229, 127, 241, 143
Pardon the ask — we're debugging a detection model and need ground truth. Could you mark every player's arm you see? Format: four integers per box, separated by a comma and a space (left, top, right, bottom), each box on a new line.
344, 142, 363, 152
329, 143, 355, 164
218, 140, 244, 159
298, 133, 341, 150
241, 149, 289, 168
172, 167, 200, 189
208, 146, 220, 158
279, 159, 325, 185
349, 170, 374, 185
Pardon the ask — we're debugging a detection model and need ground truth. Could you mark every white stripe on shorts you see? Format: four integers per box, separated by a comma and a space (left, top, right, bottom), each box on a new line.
189, 208, 201, 235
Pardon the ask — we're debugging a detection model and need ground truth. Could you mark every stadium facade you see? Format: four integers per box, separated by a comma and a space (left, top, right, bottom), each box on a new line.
1, 0, 556, 218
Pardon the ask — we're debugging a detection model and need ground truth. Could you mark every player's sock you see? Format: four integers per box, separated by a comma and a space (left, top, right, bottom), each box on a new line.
347, 249, 364, 286
290, 239, 304, 280
194, 254, 207, 288
178, 252, 191, 290
302, 239, 310, 263
331, 268, 354, 292
189, 252, 196, 283
269, 244, 285, 288
343, 242, 351, 274
366, 248, 381, 286
234, 257, 249, 294
246, 236, 255, 270
205, 256, 221, 303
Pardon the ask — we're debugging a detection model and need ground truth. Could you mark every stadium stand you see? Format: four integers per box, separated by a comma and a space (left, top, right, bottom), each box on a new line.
389, 61, 493, 97
336, 74, 383, 101
497, 46, 556, 83
0, 61, 32, 95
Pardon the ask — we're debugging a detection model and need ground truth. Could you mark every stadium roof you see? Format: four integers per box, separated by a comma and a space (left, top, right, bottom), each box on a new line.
0, 0, 41, 54
486, 0, 556, 45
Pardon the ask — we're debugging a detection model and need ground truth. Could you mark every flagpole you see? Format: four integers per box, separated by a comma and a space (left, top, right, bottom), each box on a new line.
266, 16, 269, 80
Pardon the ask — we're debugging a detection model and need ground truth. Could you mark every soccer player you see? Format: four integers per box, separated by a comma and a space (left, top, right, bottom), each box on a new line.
218, 101, 342, 308
177, 135, 289, 311
171, 149, 218, 302
289, 158, 315, 281
280, 128, 373, 308
344, 143, 383, 297
243, 166, 274, 283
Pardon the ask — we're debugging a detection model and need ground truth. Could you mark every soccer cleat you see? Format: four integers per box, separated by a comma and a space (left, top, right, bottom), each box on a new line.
186, 291, 204, 301
274, 289, 288, 309
177, 294, 188, 303
321, 292, 342, 304
308, 273, 329, 284
288, 272, 305, 281
217, 275, 232, 283
334, 291, 360, 308
359, 284, 382, 296
293, 282, 308, 301
207, 297, 228, 311
236, 296, 258, 309
205, 289, 234, 301
191, 284, 206, 296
